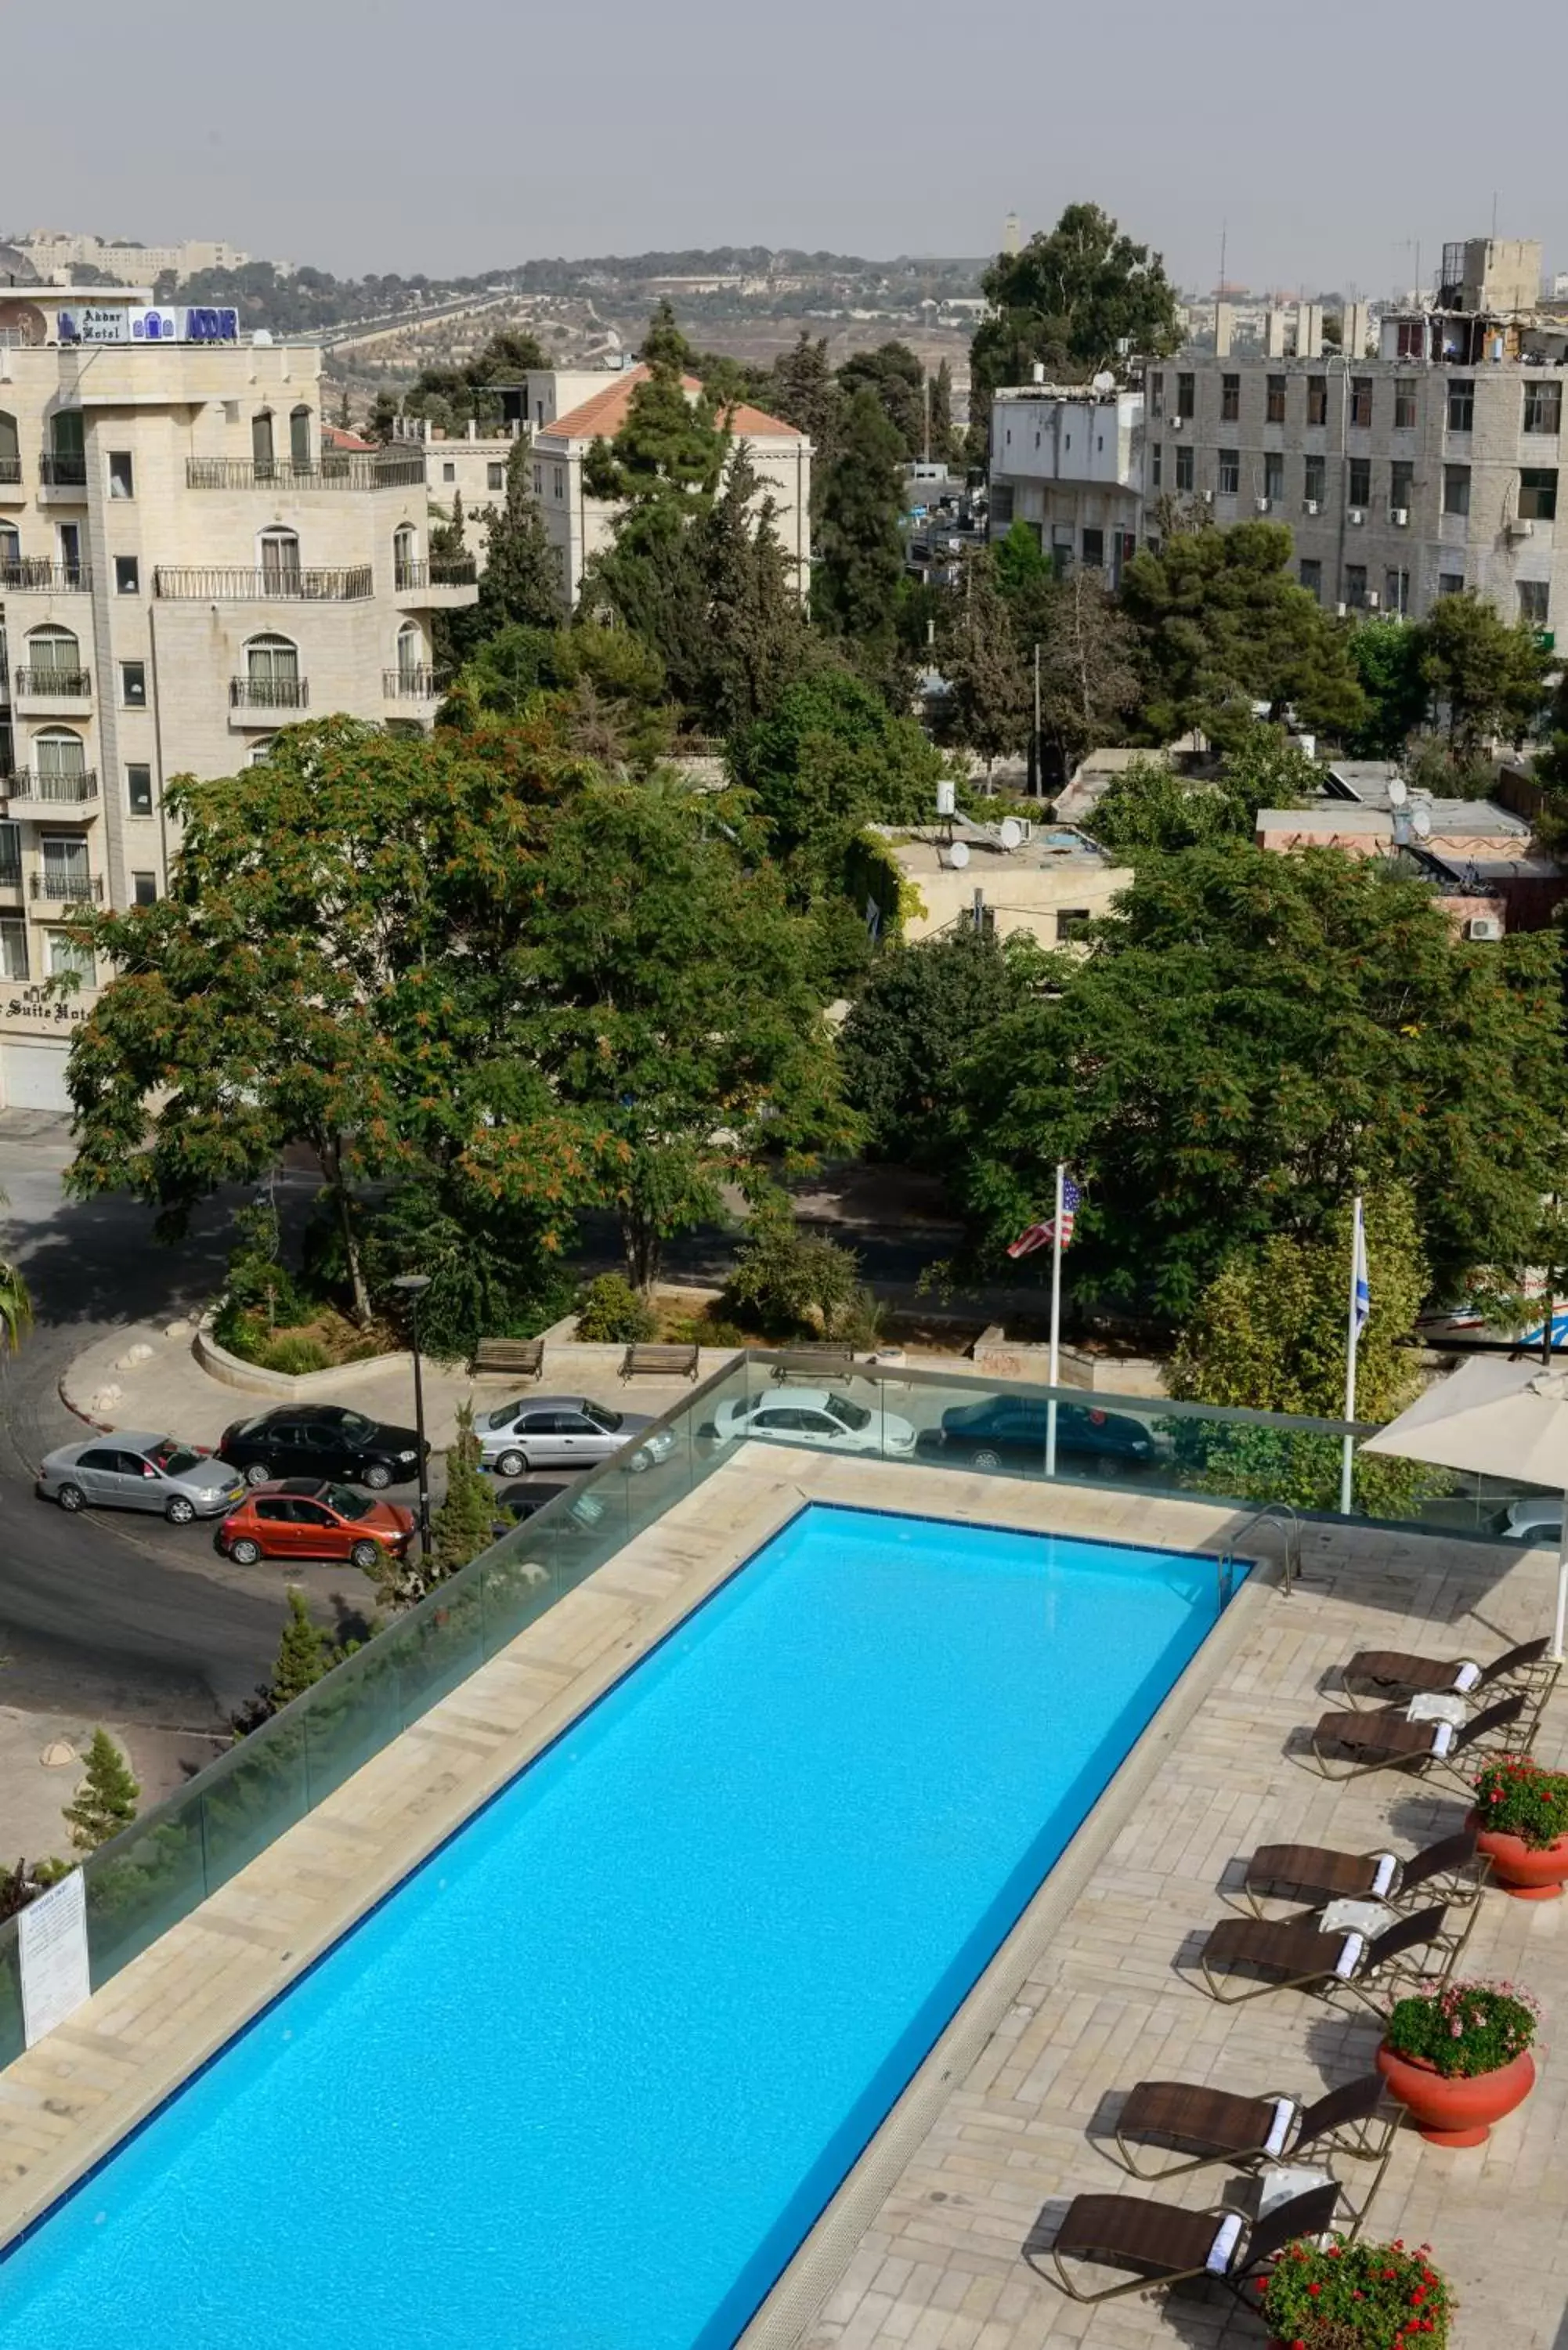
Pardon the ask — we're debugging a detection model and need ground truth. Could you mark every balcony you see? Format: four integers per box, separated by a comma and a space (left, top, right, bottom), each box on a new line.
383, 665, 450, 705
393, 558, 479, 610
30, 871, 102, 904
229, 674, 309, 722
38, 453, 88, 498
13, 667, 92, 714
156, 566, 374, 602
0, 858, 21, 893
186, 456, 427, 493
0, 560, 93, 595
0, 454, 22, 501
4, 771, 99, 820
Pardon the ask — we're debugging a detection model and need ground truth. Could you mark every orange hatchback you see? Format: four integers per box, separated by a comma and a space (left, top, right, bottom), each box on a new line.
218, 1478, 415, 1571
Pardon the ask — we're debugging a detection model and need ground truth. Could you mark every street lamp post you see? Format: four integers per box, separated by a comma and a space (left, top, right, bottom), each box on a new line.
391, 1273, 433, 1562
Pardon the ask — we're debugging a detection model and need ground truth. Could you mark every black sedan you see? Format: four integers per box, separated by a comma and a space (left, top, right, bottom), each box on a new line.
217, 1405, 430, 1491
916, 1394, 1162, 1473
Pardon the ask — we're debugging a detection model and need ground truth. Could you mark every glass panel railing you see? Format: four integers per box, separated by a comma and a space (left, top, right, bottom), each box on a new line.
0, 1919, 23, 2068
85, 1801, 208, 1987
197, 1709, 312, 1896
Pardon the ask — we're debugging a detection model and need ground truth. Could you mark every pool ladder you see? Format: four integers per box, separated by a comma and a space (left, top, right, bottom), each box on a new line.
1219, 1501, 1303, 1603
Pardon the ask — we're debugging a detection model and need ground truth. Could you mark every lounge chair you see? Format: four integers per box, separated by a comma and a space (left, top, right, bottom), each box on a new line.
1197, 1901, 1448, 2008
1342, 1635, 1552, 1708
1308, 1692, 1526, 1783
1241, 1824, 1483, 1927
1046, 2178, 1340, 2305
1107, 2073, 1395, 2218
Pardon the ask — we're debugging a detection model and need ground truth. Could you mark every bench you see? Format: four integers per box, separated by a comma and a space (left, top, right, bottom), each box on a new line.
620, 1342, 700, 1383
771, 1345, 856, 1383
471, 1336, 545, 1380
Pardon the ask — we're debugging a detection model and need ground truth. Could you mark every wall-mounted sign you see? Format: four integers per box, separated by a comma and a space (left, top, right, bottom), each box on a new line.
4, 989, 91, 1025
19, 1869, 90, 2046
56, 306, 127, 345
56, 306, 240, 346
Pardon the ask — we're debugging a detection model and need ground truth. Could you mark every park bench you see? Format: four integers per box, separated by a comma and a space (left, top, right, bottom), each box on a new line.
470, 1336, 546, 1380
771, 1344, 856, 1383
620, 1342, 700, 1383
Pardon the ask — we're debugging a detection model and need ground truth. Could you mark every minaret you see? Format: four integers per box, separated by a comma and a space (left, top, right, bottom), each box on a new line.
1003, 212, 1021, 257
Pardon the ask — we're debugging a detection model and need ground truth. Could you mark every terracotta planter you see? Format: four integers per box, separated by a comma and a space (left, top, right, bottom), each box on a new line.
1476, 1824, 1568, 1900
1376, 2041, 1536, 2147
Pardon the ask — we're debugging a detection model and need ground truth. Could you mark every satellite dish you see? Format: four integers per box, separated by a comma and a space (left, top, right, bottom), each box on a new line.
1411, 805, 1432, 840
945, 840, 970, 870
1387, 777, 1408, 808
1091, 370, 1115, 392
998, 818, 1024, 851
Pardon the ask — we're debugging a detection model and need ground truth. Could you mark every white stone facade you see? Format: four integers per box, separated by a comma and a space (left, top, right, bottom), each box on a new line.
987, 385, 1144, 582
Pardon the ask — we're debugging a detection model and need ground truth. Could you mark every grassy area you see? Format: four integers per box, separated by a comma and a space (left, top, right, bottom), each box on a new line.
218, 1307, 398, 1376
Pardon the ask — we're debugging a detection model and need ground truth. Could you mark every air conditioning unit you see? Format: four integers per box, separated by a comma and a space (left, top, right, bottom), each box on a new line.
1465, 917, 1503, 942
1169, 416, 1184, 431
1201, 488, 1215, 505
1367, 591, 1381, 609
1508, 516, 1535, 539
1349, 508, 1366, 526
1255, 495, 1271, 513
1390, 507, 1410, 527
1303, 497, 1321, 515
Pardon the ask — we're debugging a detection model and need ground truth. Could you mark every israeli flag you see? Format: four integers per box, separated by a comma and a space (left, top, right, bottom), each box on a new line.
1352, 1203, 1371, 1340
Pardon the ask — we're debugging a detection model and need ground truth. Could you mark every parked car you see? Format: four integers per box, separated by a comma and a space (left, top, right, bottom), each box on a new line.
490, 1481, 609, 1542
217, 1405, 428, 1491
217, 1480, 415, 1570
475, 1396, 676, 1478
916, 1394, 1162, 1473
38, 1434, 246, 1524
710, 1387, 917, 1457
1501, 1496, 1563, 1544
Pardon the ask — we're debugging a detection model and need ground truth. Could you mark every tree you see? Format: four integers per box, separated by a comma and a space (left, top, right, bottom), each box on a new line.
0, 1186, 31, 1358
840, 927, 1042, 1165
1346, 616, 1428, 757
1412, 592, 1548, 760
724, 1191, 864, 1338
970, 201, 1180, 426
687, 443, 815, 734
449, 623, 673, 769
938, 548, 1032, 768
837, 342, 926, 459
764, 332, 844, 497
429, 1402, 496, 1578
62, 1730, 139, 1853
1119, 522, 1368, 747
728, 668, 947, 865
267, 1588, 336, 1709
462, 439, 565, 651
1029, 566, 1140, 774
928, 360, 959, 467
812, 388, 907, 663
947, 841, 1568, 1321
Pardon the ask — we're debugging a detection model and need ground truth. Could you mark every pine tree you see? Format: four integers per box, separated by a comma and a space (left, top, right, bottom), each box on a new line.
62, 1730, 139, 1853
813, 388, 907, 659
940, 548, 1032, 769
930, 361, 958, 465
766, 333, 843, 497
692, 445, 812, 733
461, 442, 563, 653
335, 386, 352, 430
269, 1588, 334, 1710
430, 1401, 496, 1578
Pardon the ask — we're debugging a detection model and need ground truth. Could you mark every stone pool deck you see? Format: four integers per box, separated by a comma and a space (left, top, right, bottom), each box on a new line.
0, 1451, 1561, 2350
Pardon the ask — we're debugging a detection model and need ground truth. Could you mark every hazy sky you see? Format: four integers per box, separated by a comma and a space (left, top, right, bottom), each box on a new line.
5, 0, 1564, 294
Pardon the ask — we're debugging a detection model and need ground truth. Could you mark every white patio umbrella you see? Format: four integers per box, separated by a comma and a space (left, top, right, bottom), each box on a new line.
1360, 1355, 1568, 1657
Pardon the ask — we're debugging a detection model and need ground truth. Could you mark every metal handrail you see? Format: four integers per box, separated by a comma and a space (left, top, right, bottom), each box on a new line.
382, 665, 450, 700
156, 566, 374, 602
30, 871, 102, 902
0, 456, 21, 488
38, 454, 88, 489
1228, 1500, 1304, 1599
229, 674, 309, 709
0, 561, 92, 594
393, 559, 478, 591
4, 770, 99, 803
186, 457, 427, 492
14, 667, 90, 698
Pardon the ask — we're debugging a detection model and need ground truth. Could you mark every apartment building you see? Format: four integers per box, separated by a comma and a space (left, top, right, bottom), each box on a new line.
0, 290, 474, 1109
1143, 238, 1561, 632
987, 379, 1143, 583
6, 233, 252, 285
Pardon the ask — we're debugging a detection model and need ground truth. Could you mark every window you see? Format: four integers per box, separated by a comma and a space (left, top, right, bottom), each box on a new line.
0, 408, 17, 480
251, 411, 275, 473
107, 450, 134, 500
245, 634, 299, 690
1384, 569, 1410, 617
0, 522, 16, 573
114, 555, 139, 595
1443, 465, 1471, 516
57, 523, 82, 580
990, 483, 1014, 523
1348, 457, 1371, 508
35, 730, 85, 779
552, 466, 565, 499
1056, 909, 1093, 943
442, 461, 456, 483
1263, 452, 1284, 505
1218, 449, 1240, 495
1149, 372, 1165, 420
392, 524, 417, 585
1266, 374, 1287, 424
1524, 381, 1563, 436
1306, 375, 1328, 426
1174, 444, 1194, 492
290, 406, 312, 469
487, 462, 505, 490
0, 822, 19, 887
248, 739, 276, 768
1081, 526, 1104, 569
1349, 378, 1373, 428
1395, 321, 1426, 361
1221, 374, 1240, 421
1518, 580, 1550, 625
1303, 454, 1326, 505
1344, 564, 1367, 609
126, 764, 154, 815
1519, 468, 1559, 521
121, 660, 147, 707
132, 872, 157, 907
532, 464, 544, 494
1447, 380, 1475, 432
1389, 460, 1414, 514
1438, 571, 1465, 597
26, 627, 81, 682
396, 623, 423, 683
46, 931, 94, 985
1150, 443, 1162, 489
1394, 382, 1418, 429
0, 916, 25, 981
259, 528, 301, 591
1176, 373, 1195, 420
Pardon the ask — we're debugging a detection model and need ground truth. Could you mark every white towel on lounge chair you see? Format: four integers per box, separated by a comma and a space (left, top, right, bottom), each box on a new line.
1452, 1661, 1482, 1692
1333, 1931, 1367, 1979
1371, 1853, 1398, 1896
1429, 1722, 1456, 1757
1263, 2099, 1295, 2158
1205, 2212, 1245, 2274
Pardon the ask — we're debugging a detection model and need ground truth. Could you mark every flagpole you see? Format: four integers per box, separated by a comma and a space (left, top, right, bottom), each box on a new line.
1046, 1161, 1065, 1477
1339, 1195, 1364, 1517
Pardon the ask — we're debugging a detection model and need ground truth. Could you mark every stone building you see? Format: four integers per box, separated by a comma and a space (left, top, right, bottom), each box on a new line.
986, 381, 1144, 584
868, 819, 1132, 949
0, 290, 475, 1108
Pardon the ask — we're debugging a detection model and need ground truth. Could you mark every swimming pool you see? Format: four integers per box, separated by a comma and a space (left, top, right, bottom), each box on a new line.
0, 1505, 1240, 2348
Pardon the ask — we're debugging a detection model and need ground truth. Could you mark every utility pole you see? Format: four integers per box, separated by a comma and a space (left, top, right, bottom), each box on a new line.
1029, 641, 1042, 797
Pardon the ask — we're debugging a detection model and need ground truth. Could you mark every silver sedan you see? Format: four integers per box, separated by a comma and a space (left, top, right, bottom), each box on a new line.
38, 1434, 247, 1525
475, 1396, 676, 1478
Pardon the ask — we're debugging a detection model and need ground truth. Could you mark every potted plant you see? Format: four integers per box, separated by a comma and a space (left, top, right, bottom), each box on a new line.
1376, 1976, 1541, 2146
1472, 1753, 1568, 1897
1261, 2235, 1453, 2348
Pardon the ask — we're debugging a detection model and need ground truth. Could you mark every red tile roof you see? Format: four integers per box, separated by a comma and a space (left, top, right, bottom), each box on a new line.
538, 365, 804, 444
323, 423, 377, 451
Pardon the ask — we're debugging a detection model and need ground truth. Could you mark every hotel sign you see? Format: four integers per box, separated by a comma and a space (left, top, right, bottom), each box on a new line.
4, 986, 91, 1025
56, 306, 240, 345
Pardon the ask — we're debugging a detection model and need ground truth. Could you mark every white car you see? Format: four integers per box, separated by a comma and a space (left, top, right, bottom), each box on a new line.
1502, 1497, 1563, 1544
712, 1387, 916, 1457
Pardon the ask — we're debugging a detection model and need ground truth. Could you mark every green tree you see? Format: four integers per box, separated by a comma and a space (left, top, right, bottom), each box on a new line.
840, 927, 1042, 1165
1086, 727, 1310, 861
970, 201, 1180, 427
837, 342, 926, 458
764, 332, 844, 497
268, 1588, 336, 1709
463, 439, 565, 650
724, 1191, 863, 1337
0, 1187, 31, 1358
1029, 566, 1140, 775
1119, 521, 1367, 747
939, 548, 1032, 768
1347, 616, 1428, 757
430, 1402, 496, 1578
948, 841, 1568, 1319
688, 443, 815, 734
729, 669, 947, 864
812, 388, 907, 663
62, 1729, 139, 1853
928, 360, 959, 466
1412, 592, 1548, 760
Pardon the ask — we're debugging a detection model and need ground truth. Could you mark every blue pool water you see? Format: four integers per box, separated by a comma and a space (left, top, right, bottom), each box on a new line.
1, 1506, 1236, 2348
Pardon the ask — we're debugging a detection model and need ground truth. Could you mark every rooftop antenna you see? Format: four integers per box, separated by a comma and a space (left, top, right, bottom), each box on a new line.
1491, 190, 1499, 240
1217, 219, 1227, 298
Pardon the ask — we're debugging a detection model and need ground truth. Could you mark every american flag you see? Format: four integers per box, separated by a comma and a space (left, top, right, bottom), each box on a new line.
1007, 1177, 1081, 1259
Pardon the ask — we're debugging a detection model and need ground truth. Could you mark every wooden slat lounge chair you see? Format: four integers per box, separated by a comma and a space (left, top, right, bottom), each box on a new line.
1197, 1902, 1448, 2008
1241, 1824, 1483, 1922
1308, 1691, 1526, 1783
1107, 2073, 1395, 2219
1342, 1636, 1552, 1708
1046, 2178, 1340, 2305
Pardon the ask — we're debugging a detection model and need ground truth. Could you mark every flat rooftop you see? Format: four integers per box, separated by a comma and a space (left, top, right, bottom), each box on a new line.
871, 820, 1118, 874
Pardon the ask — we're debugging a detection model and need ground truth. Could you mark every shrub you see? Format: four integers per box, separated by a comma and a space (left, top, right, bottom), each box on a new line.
576, 1273, 656, 1344
1260, 2236, 1453, 2349
1384, 1976, 1541, 2078
1472, 1753, 1568, 1848
724, 1202, 862, 1340
258, 1332, 331, 1376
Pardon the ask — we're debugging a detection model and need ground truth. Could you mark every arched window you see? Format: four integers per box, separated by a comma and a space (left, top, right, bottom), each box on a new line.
396, 622, 423, 684
27, 624, 81, 676
289, 406, 313, 470
0, 410, 18, 485
0, 522, 19, 580
45, 408, 85, 488
248, 737, 276, 768
243, 633, 301, 708
251, 410, 275, 475
393, 524, 417, 588
258, 527, 301, 593
34, 728, 86, 779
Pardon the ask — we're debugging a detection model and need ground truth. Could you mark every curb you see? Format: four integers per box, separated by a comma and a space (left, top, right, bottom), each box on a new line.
56, 1372, 114, 1435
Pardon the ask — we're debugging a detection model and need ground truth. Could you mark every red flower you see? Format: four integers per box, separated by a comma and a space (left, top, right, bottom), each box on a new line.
1308, 2282, 1321, 2296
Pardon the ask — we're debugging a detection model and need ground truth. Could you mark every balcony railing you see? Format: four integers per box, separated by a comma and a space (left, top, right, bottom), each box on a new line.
0, 457, 21, 488
186, 457, 428, 492
229, 674, 309, 710
14, 667, 91, 699
156, 566, 374, 602
31, 871, 102, 902
0, 561, 92, 594
0, 861, 21, 891
5, 770, 99, 804
38, 454, 89, 490
394, 559, 479, 592
383, 665, 450, 700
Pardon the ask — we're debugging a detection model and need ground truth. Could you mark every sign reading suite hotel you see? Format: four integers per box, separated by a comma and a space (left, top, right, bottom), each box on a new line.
19, 1870, 91, 2047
